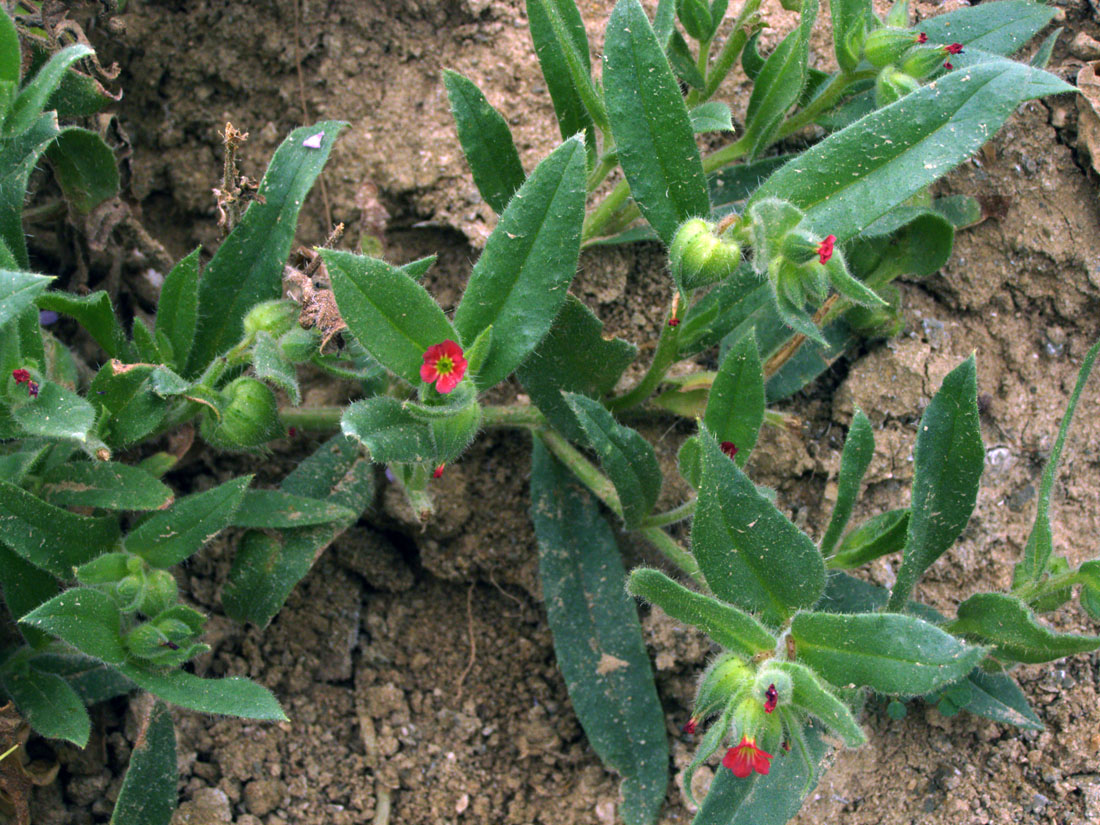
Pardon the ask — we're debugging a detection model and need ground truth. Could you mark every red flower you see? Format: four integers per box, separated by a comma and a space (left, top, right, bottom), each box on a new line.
682, 717, 698, 735
764, 684, 779, 714
917, 32, 928, 44
817, 234, 836, 265
432, 463, 446, 479
420, 340, 467, 394
945, 43, 964, 55
27, 381, 39, 399
720, 441, 739, 460
722, 736, 773, 778
12, 369, 30, 385
667, 316, 680, 328
943, 61, 953, 70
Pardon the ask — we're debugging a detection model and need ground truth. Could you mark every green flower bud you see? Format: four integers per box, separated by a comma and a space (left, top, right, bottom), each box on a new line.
124, 622, 167, 658
693, 654, 752, 720
779, 0, 802, 11
863, 27, 920, 69
753, 666, 793, 713
115, 573, 145, 611
139, 569, 178, 617
779, 230, 821, 266
201, 377, 282, 449
676, 0, 714, 42
279, 326, 320, 363
900, 44, 947, 79
875, 66, 921, 107
732, 695, 766, 742
243, 299, 300, 339
669, 217, 742, 292
75, 552, 130, 586
154, 618, 194, 644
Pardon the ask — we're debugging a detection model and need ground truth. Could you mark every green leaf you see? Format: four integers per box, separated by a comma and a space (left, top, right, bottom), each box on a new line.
0, 543, 59, 647
677, 272, 770, 358
399, 254, 437, 280
45, 127, 119, 213
0, 270, 52, 329
1, 658, 91, 746
516, 294, 636, 443
525, 0, 599, 149
454, 137, 585, 389
118, 664, 287, 720
692, 430, 824, 625
819, 409, 874, 556
958, 668, 1042, 731
918, 1, 1056, 57
791, 611, 986, 695
0, 8, 18, 86
667, 29, 707, 90
232, 489, 356, 529
530, 441, 668, 825
693, 722, 829, 825
251, 331, 300, 405
1016, 338, 1100, 585
37, 289, 128, 359
186, 122, 345, 374
126, 476, 251, 568
327, 250, 457, 386
28, 652, 133, 704
827, 508, 909, 569
887, 356, 983, 611
444, 70, 525, 215
110, 701, 178, 825
708, 155, 793, 211
776, 661, 866, 746
603, 0, 709, 245
222, 437, 372, 628
0, 112, 60, 267
4, 44, 93, 135
566, 394, 661, 528
341, 395, 480, 465
690, 102, 735, 133
627, 568, 776, 657
831, 0, 871, 73
10, 379, 97, 445
20, 586, 127, 664
951, 592, 1100, 664
87, 363, 166, 447
703, 330, 765, 468
750, 61, 1072, 243
155, 247, 200, 371
0, 480, 120, 577
131, 316, 161, 363
1030, 27, 1061, 69
39, 461, 173, 510
741, 0, 818, 158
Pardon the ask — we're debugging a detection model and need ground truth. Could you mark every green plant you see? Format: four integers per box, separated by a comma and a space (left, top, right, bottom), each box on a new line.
1, 1, 1094, 823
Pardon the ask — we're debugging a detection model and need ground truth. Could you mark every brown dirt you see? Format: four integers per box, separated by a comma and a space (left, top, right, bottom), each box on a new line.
21, 1, 1100, 824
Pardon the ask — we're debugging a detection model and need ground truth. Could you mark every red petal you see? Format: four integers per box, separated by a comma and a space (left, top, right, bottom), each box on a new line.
420, 361, 439, 383
432, 464, 445, 479
722, 747, 753, 778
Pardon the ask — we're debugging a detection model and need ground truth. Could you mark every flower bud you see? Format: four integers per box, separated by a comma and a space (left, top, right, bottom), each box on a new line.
753, 667, 793, 712
76, 552, 130, 586
139, 569, 178, 618
124, 623, 167, 658
900, 44, 948, 79
201, 377, 282, 449
243, 299, 300, 339
863, 27, 920, 68
676, 0, 714, 42
694, 654, 752, 720
732, 695, 766, 742
115, 573, 145, 611
155, 618, 194, 643
875, 66, 921, 107
279, 326, 320, 363
779, 230, 821, 266
669, 218, 742, 292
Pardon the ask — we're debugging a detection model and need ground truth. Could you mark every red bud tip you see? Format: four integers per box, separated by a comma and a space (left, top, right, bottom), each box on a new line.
945, 43, 964, 55
27, 381, 39, 399
764, 683, 779, 714
917, 32, 928, 44
682, 718, 697, 735
433, 463, 446, 479
667, 317, 680, 327
720, 441, 739, 460
817, 234, 836, 265
943, 61, 953, 70
782, 740, 792, 752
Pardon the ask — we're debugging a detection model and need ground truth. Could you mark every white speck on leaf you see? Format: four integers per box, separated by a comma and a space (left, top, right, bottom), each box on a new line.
302, 131, 325, 149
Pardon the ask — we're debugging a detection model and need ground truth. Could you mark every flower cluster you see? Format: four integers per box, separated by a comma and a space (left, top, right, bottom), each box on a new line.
12, 369, 39, 398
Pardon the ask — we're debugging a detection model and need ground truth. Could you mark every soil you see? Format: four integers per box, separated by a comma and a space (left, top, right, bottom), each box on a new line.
15, 0, 1100, 824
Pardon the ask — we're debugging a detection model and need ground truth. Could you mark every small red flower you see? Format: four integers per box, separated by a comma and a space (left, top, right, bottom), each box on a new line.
720, 441, 739, 460
917, 32, 928, 44
722, 736, 773, 778
420, 340, 467, 394
27, 381, 39, 399
945, 42, 964, 55
432, 463, 446, 479
287, 427, 297, 438
943, 61, 953, 70
817, 234, 836, 265
682, 718, 698, 735
667, 317, 680, 327
12, 369, 31, 385
764, 684, 779, 714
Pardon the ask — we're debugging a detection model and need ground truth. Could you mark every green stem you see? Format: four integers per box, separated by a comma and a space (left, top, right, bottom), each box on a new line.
537, 427, 623, 519
482, 404, 546, 429
641, 497, 697, 528
777, 70, 875, 140
277, 403, 548, 433
638, 526, 704, 587
702, 1, 762, 100
1011, 569, 1083, 605
606, 314, 681, 413
702, 135, 752, 174
582, 178, 632, 242
586, 149, 618, 193
685, 38, 712, 108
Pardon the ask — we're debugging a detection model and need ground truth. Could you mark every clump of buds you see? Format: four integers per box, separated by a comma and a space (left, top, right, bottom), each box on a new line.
201, 377, 283, 449
669, 217, 744, 293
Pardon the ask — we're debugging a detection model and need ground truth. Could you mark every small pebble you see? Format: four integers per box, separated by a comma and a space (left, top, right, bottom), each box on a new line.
1070, 32, 1100, 61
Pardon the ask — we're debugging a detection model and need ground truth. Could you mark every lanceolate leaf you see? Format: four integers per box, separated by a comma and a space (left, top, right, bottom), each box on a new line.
0, 8, 17, 86
186, 122, 345, 374
1, 659, 91, 746
887, 356, 983, 611
39, 461, 173, 510
750, 61, 1072, 242
603, 0, 708, 244
126, 476, 251, 569
118, 664, 287, 720
0, 270, 52, 329
155, 247, 201, 370
11, 380, 97, 445
566, 394, 661, 528
45, 127, 119, 213
232, 489, 356, 529
820, 409, 874, 556
776, 661, 866, 747
4, 44, 93, 135
918, 1, 1057, 57
703, 330, 765, 468
327, 249, 457, 386
0, 480, 120, 577
961, 668, 1043, 731
453, 136, 586, 389
0, 111, 60, 267
693, 430, 824, 625
37, 289, 128, 359
20, 586, 127, 664
0, 543, 59, 647
530, 441, 668, 825
525, 0, 598, 149
627, 568, 776, 658
516, 295, 637, 442
827, 508, 909, 569
951, 592, 1100, 664
791, 611, 986, 695
444, 70, 525, 214
110, 701, 178, 825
